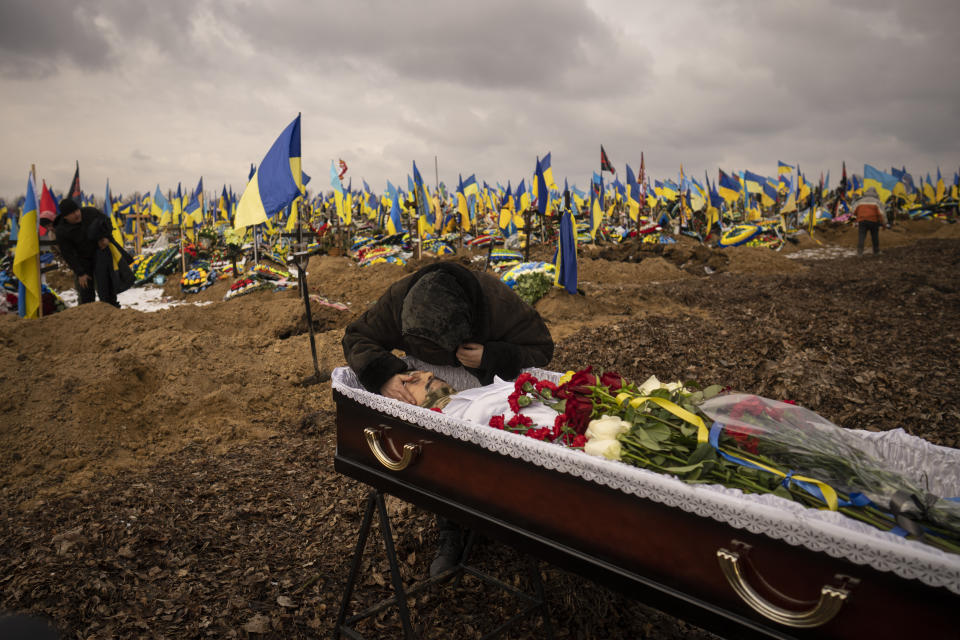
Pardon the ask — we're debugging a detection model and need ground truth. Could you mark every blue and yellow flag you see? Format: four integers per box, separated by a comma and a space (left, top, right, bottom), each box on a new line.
152, 185, 172, 225
104, 180, 125, 267
412, 161, 433, 230
718, 171, 741, 203
863, 164, 899, 202
462, 174, 478, 199
13, 174, 41, 318
536, 157, 549, 216
172, 182, 184, 225
330, 160, 348, 224
235, 114, 305, 229
554, 207, 577, 294
540, 152, 557, 191
386, 183, 404, 235
184, 177, 204, 225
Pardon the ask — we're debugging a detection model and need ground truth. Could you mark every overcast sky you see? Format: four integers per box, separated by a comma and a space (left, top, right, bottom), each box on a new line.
1, 0, 957, 201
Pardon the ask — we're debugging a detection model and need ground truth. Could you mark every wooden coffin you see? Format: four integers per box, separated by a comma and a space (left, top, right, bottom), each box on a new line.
332, 368, 960, 639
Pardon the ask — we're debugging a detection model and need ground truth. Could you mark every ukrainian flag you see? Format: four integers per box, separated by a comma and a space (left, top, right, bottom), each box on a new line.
743, 170, 766, 194
590, 191, 602, 239
762, 180, 778, 208
153, 186, 172, 225
184, 177, 204, 226
778, 161, 795, 175
104, 180, 125, 268
13, 174, 41, 318
554, 207, 577, 294
330, 160, 349, 225
234, 114, 306, 229
535, 157, 550, 216
718, 171, 741, 203
386, 185, 404, 235
540, 152, 557, 191
462, 174, 478, 199
412, 161, 433, 230
863, 164, 899, 202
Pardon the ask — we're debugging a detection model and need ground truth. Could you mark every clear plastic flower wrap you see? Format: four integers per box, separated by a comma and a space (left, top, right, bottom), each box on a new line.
699, 393, 960, 541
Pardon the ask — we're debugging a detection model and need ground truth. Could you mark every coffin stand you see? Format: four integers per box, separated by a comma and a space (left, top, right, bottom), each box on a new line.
332, 368, 960, 639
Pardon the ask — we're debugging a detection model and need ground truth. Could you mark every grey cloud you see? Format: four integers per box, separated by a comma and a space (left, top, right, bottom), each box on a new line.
0, 0, 113, 77
210, 0, 636, 93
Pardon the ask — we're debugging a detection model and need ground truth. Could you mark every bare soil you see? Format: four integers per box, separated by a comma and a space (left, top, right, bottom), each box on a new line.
2, 220, 959, 639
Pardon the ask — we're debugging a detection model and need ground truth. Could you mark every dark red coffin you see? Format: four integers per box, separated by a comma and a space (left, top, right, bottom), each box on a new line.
332, 368, 960, 639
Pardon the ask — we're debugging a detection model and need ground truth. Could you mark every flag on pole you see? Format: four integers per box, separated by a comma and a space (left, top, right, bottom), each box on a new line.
234, 114, 305, 229
600, 145, 616, 174
13, 173, 41, 318
104, 180, 125, 269
554, 207, 578, 294
152, 185, 172, 225
38, 181, 57, 236
330, 160, 349, 224
412, 161, 433, 231
540, 152, 558, 191
535, 157, 549, 216
66, 161, 81, 202
184, 177, 204, 225
386, 183, 404, 235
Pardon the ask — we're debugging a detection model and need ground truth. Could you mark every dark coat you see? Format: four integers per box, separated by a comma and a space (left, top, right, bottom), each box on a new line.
53, 207, 111, 277
342, 262, 554, 392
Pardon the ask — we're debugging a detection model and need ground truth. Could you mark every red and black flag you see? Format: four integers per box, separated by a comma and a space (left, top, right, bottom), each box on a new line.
66, 161, 81, 201
600, 145, 615, 174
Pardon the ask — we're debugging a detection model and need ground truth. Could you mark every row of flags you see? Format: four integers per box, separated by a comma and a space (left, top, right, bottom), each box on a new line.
9, 116, 959, 317
23, 151, 956, 245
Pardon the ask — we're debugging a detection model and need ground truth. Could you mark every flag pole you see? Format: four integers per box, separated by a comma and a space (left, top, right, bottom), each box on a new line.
30, 163, 43, 318
294, 198, 324, 385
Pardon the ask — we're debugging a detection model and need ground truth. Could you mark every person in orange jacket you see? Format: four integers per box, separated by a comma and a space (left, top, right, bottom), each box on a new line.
852, 187, 887, 256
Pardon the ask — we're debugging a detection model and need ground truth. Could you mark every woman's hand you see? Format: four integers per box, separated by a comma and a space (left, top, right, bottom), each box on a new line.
380, 372, 418, 405
456, 342, 484, 369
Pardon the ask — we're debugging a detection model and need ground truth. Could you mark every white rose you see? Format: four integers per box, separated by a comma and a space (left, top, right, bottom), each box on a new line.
586, 415, 630, 440
584, 438, 622, 460
637, 375, 662, 395
663, 381, 685, 393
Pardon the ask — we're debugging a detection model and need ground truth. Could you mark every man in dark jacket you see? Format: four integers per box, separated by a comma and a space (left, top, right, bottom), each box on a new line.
53, 198, 119, 307
343, 262, 554, 400
342, 262, 554, 577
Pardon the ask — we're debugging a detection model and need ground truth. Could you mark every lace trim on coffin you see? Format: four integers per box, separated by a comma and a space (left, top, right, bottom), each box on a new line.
332, 367, 960, 594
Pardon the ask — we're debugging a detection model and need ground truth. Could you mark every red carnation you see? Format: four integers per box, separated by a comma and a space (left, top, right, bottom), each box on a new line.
535, 379, 559, 397
514, 372, 537, 394
507, 413, 533, 429
489, 415, 505, 429
571, 434, 587, 448
507, 392, 521, 413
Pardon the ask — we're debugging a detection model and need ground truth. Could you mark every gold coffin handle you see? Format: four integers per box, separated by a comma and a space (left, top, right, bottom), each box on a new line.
364, 427, 420, 471
717, 547, 851, 628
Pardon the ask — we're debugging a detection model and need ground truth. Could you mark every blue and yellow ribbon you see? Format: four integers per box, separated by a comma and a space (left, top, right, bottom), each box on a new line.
708, 422, 840, 511
616, 393, 710, 443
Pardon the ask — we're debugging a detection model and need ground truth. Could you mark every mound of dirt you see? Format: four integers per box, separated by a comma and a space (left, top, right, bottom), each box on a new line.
0, 292, 351, 499
579, 256, 691, 285
724, 246, 806, 274
305, 255, 404, 308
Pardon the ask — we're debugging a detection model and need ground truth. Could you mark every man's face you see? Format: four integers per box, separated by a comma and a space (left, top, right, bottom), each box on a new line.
64, 210, 82, 224
404, 370, 452, 406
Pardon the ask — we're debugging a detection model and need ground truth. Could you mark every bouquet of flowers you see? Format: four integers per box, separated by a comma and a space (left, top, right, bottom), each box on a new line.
489, 367, 960, 554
